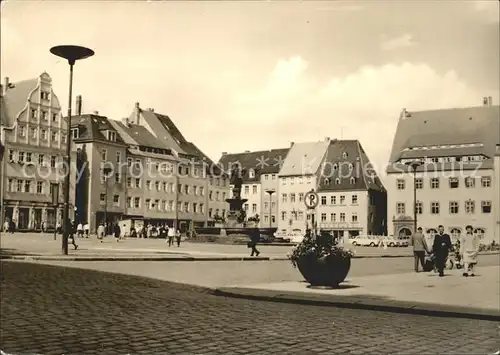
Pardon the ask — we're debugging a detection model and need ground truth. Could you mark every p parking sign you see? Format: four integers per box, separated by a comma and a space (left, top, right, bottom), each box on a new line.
304, 190, 319, 209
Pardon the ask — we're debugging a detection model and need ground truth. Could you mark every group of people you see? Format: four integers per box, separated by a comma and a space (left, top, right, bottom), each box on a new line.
410, 224, 480, 277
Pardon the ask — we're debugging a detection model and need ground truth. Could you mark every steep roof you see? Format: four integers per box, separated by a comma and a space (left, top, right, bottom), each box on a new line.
218, 148, 290, 183
110, 120, 166, 150
1, 78, 38, 127
278, 140, 330, 177
139, 110, 187, 154
387, 105, 500, 173
318, 140, 385, 192
72, 115, 126, 145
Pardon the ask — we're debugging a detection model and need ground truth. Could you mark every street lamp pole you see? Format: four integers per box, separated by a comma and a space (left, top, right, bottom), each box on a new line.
406, 161, 423, 235
50, 45, 94, 255
102, 167, 111, 235
265, 190, 275, 229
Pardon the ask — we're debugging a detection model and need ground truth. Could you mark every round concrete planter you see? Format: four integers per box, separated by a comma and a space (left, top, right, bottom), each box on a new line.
296, 254, 351, 288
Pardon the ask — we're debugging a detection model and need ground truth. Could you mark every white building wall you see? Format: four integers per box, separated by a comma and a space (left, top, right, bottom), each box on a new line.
277, 175, 316, 234
260, 173, 279, 228
387, 169, 496, 243
241, 182, 261, 221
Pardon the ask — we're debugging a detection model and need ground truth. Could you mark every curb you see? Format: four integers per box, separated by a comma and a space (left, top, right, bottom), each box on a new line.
0, 255, 274, 262
213, 287, 500, 322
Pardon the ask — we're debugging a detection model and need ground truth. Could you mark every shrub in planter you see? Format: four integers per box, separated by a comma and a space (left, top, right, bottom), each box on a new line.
289, 231, 354, 288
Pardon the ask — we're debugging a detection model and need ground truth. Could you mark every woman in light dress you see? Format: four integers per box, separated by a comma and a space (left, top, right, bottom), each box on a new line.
460, 225, 480, 277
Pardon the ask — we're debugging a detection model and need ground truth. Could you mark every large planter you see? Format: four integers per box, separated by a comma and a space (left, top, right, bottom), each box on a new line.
297, 254, 351, 287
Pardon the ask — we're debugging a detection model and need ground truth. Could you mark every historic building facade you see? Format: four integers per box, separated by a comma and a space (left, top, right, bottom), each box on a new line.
386, 99, 499, 243
0, 73, 76, 231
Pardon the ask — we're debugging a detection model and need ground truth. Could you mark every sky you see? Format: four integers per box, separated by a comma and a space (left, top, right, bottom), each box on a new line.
1, 0, 499, 176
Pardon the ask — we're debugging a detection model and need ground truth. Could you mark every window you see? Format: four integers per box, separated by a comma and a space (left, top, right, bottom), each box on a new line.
51, 131, 57, 141
449, 177, 459, 188
127, 178, 132, 188
50, 156, 56, 168
162, 182, 167, 192
352, 195, 358, 204
340, 213, 346, 222
17, 180, 23, 192
155, 181, 160, 191
18, 125, 26, 137
415, 178, 423, 189
18, 151, 25, 163
107, 131, 116, 141
31, 109, 37, 119
252, 204, 257, 213
481, 201, 492, 213
431, 202, 440, 214
342, 152, 348, 159
26, 152, 32, 163
252, 185, 257, 194
464, 177, 475, 188
299, 193, 304, 202
146, 181, 152, 190
465, 200, 475, 214
115, 173, 121, 183
264, 215, 269, 223
127, 197, 132, 208
272, 174, 276, 180
244, 186, 249, 195
396, 179, 405, 190
199, 186, 204, 195
113, 195, 120, 206
281, 211, 286, 220
41, 129, 47, 140
36, 181, 43, 194
134, 197, 141, 208
331, 196, 336, 205
350, 177, 355, 184
430, 178, 440, 189
52, 113, 57, 122
100, 149, 107, 161
321, 213, 327, 222
271, 215, 276, 223
290, 193, 296, 203
41, 91, 50, 100
100, 193, 106, 202
352, 213, 358, 223
335, 178, 340, 185
264, 202, 269, 210
324, 178, 330, 185
192, 203, 197, 213
184, 202, 190, 212
249, 169, 255, 178
135, 178, 141, 188
282, 193, 287, 203
330, 213, 336, 222
127, 158, 133, 167
41, 111, 48, 120
264, 174, 268, 180
71, 128, 79, 139
244, 204, 248, 211
61, 133, 67, 143
169, 201, 175, 212
449, 201, 459, 214
339, 195, 345, 204
481, 176, 491, 187
31, 127, 37, 138
271, 201, 276, 209
116, 152, 121, 163
396, 202, 406, 215
321, 196, 327, 205
415, 201, 423, 214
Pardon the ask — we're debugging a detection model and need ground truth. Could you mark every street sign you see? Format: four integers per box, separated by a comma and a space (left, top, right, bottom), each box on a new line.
304, 190, 319, 209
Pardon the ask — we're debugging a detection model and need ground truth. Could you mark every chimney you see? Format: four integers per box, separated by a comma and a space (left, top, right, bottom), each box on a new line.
244, 150, 250, 153
488, 96, 493, 106
483, 97, 489, 106
148, 108, 154, 112
135, 102, 140, 124
93, 110, 99, 115
324, 137, 330, 142
290, 141, 294, 147
222, 152, 227, 155
3, 77, 9, 93
76, 95, 82, 115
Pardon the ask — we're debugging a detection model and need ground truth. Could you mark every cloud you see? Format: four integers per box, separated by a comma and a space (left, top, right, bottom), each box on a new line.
221, 57, 499, 182
380, 33, 416, 51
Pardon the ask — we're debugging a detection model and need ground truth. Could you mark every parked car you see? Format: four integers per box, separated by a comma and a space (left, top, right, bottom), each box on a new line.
385, 236, 401, 247
349, 235, 380, 247
397, 235, 410, 247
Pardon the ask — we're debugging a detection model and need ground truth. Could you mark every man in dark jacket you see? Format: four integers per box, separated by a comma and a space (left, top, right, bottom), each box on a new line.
249, 231, 260, 257
432, 225, 452, 277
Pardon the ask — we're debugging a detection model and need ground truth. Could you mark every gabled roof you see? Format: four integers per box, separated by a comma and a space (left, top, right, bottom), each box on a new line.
218, 148, 290, 183
387, 105, 500, 173
1, 78, 38, 127
317, 140, 385, 192
139, 110, 188, 155
278, 140, 329, 177
72, 115, 126, 145
110, 120, 165, 150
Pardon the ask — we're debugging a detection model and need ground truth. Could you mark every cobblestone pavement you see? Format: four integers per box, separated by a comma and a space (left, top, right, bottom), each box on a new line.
1, 262, 499, 354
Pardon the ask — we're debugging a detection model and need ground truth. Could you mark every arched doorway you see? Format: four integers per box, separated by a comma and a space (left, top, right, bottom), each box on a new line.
474, 228, 485, 240
398, 227, 412, 237
450, 228, 461, 243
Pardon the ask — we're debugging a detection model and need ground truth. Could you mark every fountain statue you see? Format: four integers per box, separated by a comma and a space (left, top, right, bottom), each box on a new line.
225, 165, 248, 228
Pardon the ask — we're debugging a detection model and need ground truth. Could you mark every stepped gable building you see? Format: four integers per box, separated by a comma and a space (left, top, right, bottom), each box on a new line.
277, 139, 330, 234
127, 103, 227, 227
218, 147, 289, 227
0, 73, 77, 231
316, 139, 387, 239
386, 97, 499, 243
71, 103, 128, 231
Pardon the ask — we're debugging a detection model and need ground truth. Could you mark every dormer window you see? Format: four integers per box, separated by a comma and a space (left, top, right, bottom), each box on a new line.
324, 178, 330, 185
248, 169, 255, 178
335, 178, 340, 185
71, 128, 79, 139
350, 177, 356, 184
342, 152, 348, 159
107, 131, 116, 141
333, 163, 338, 170
41, 91, 50, 100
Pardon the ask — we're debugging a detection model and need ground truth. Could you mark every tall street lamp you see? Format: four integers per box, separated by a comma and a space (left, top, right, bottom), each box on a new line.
265, 190, 275, 229
406, 160, 423, 235
102, 167, 112, 235
50, 45, 94, 255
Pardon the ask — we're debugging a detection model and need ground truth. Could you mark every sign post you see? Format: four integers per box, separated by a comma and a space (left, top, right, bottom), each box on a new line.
51, 183, 59, 241
304, 189, 319, 240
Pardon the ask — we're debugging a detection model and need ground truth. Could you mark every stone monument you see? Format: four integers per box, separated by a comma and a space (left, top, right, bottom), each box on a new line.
225, 165, 248, 228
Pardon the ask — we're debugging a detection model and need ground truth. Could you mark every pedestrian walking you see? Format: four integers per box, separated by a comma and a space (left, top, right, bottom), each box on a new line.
113, 223, 121, 242
175, 229, 182, 247
77, 222, 83, 238
97, 222, 105, 242
460, 225, 480, 277
410, 227, 429, 272
84, 222, 90, 238
167, 225, 174, 246
248, 231, 260, 257
432, 225, 452, 277
41, 221, 47, 233
68, 219, 78, 250
3, 220, 9, 233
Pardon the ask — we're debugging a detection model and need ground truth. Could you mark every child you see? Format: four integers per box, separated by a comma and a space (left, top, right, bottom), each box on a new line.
460, 225, 479, 277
